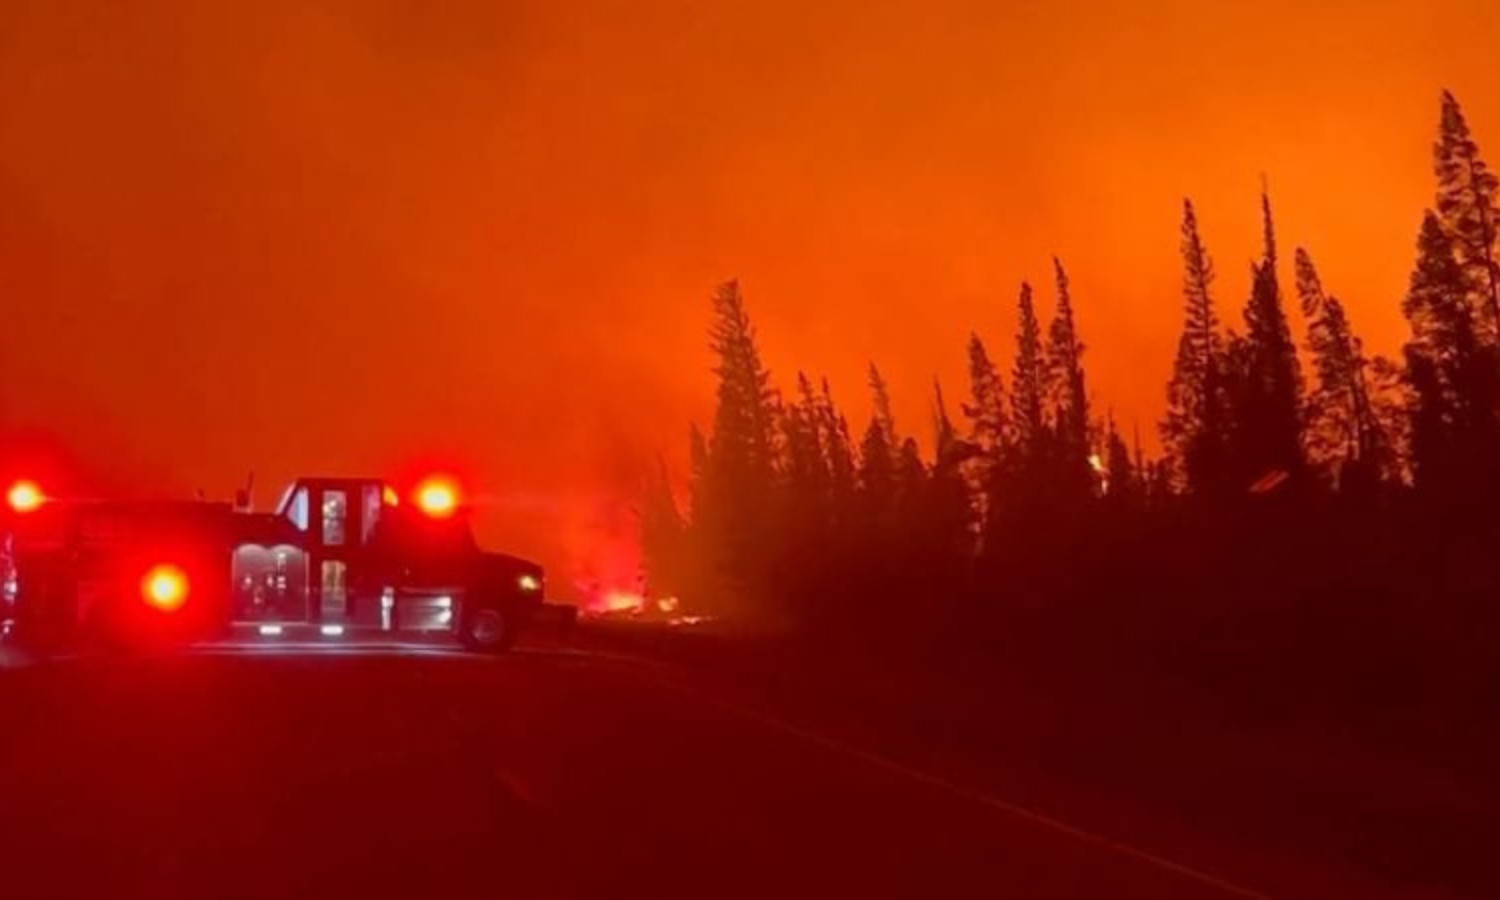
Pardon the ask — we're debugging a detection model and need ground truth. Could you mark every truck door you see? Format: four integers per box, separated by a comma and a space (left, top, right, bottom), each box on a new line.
309, 484, 348, 624
306, 481, 387, 626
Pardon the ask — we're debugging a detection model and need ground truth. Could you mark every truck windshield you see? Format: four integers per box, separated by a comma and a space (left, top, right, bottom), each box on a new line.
277, 487, 309, 532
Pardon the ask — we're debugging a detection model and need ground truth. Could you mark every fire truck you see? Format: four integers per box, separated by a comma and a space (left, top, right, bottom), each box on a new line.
0, 475, 549, 653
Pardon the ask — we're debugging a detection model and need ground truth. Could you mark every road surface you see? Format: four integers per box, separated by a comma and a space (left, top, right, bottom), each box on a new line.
0, 646, 1261, 899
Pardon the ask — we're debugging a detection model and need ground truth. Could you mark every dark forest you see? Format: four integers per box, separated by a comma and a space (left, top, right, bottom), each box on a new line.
641, 91, 1500, 746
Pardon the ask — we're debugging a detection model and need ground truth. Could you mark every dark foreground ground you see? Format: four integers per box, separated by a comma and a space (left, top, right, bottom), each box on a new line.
0, 643, 1263, 900
569, 620, 1494, 900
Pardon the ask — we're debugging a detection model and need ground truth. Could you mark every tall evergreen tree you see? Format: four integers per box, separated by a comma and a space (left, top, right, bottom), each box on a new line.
930, 379, 974, 555
782, 372, 831, 512
963, 334, 1009, 457
868, 363, 897, 448
1011, 282, 1049, 460
707, 280, 780, 487
640, 457, 688, 602
1401, 212, 1500, 493
963, 334, 1010, 551
817, 377, 858, 520
699, 279, 782, 603
767, 373, 842, 615
1162, 199, 1230, 496
1234, 190, 1305, 483
858, 365, 898, 511
858, 426, 893, 502
1294, 248, 1390, 485
853, 373, 900, 601
933, 378, 960, 464
680, 423, 715, 607
1046, 258, 1092, 497
1102, 413, 1138, 505
1434, 90, 1500, 342
687, 422, 709, 522
895, 437, 926, 509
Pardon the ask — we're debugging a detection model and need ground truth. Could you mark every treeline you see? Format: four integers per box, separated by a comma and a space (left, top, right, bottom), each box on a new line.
641, 92, 1500, 666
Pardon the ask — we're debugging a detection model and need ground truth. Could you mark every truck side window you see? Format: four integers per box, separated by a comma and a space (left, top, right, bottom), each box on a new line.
286, 487, 309, 532
361, 485, 381, 545
322, 490, 347, 546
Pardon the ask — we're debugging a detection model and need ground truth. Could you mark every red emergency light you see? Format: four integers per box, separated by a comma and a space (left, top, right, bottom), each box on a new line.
7, 480, 44, 514
140, 564, 189, 612
413, 477, 459, 518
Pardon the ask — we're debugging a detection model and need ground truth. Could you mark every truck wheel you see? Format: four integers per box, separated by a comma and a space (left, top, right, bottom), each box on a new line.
459, 607, 516, 653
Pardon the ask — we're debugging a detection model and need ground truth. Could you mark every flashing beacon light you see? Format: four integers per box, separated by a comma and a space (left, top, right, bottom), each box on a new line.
414, 477, 459, 518
7, 480, 44, 514
382, 485, 400, 507
141, 564, 190, 612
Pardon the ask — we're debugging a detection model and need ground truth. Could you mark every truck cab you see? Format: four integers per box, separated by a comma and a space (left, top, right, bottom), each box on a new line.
229, 477, 545, 651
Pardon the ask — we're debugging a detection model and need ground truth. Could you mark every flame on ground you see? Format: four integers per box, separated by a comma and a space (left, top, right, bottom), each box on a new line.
601, 589, 646, 614
579, 588, 710, 627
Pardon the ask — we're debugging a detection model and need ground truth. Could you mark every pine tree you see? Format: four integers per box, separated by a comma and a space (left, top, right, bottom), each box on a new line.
765, 373, 843, 616
933, 378, 960, 464
782, 372, 831, 514
1367, 355, 1413, 483
799, 374, 834, 496
1235, 190, 1305, 483
858, 420, 895, 505
1046, 258, 1092, 498
1162, 199, 1230, 496
640, 457, 688, 603
1434, 90, 1500, 342
817, 377, 858, 521
1102, 413, 1137, 504
699, 279, 782, 602
963, 334, 1010, 551
858, 365, 898, 512
1294, 248, 1390, 486
680, 424, 716, 606
707, 280, 779, 487
1401, 212, 1500, 493
1011, 282, 1049, 460
963, 334, 1008, 457
930, 379, 975, 562
687, 422, 709, 522
868, 363, 897, 448
895, 437, 926, 510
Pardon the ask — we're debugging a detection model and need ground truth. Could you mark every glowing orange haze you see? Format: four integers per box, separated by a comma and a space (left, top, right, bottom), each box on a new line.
1, 1, 1498, 601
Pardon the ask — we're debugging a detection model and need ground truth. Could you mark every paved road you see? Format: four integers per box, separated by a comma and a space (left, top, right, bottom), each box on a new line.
0, 647, 1259, 899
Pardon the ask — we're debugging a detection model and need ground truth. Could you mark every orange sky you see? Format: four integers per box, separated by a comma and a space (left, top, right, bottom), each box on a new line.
1, 0, 1498, 600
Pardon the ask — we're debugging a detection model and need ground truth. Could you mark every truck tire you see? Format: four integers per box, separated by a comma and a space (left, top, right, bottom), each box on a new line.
458, 606, 516, 653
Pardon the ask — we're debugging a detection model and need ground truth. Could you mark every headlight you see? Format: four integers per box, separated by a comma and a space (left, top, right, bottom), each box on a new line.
517, 573, 542, 593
